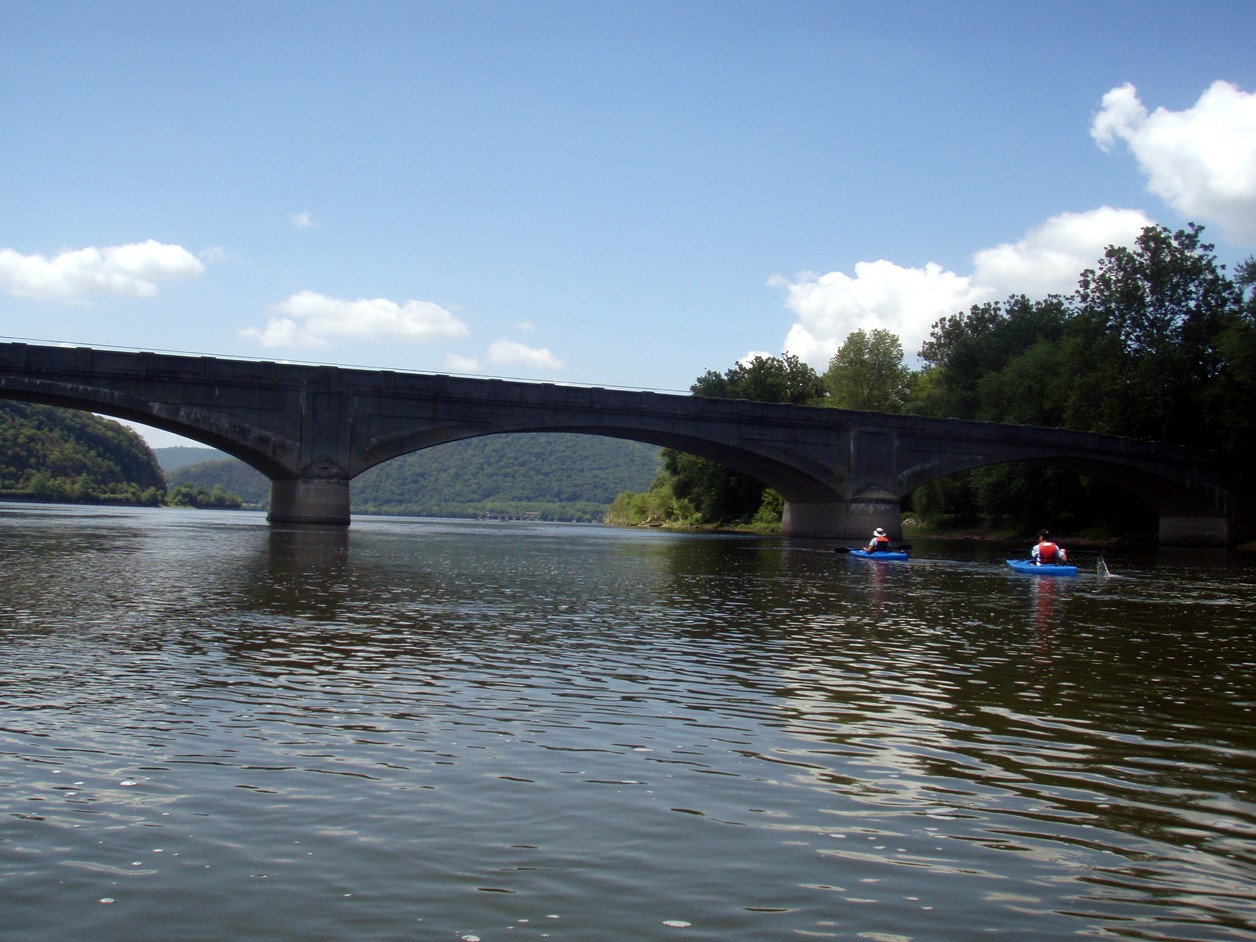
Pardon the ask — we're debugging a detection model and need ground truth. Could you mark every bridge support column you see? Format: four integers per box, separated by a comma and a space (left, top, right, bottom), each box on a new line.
781, 496, 902, 542
1158, 515, 1232, 547
268, 477, 351, 526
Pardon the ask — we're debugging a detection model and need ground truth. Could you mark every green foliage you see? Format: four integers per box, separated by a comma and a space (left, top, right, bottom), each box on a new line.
823, 328, 912, 411
1071, 223, 1241, 443
908, 223, 1254, 532
0, 403, 165, 506
169, 458, 270, 506
606, 472, 699, 528
155, 446, 230, 473
914, 225, 1249, 455
691, 352, 827, 405
1207, 256, 1256, 468
352, 434, 659, 521
618, 354, 826, 530
914, 294, 1071, 420
619, 222, 1253, 537
167, 482, 244, 509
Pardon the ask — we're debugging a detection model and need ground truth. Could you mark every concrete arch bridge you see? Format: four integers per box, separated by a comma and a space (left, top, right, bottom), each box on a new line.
0, 342, 1247, 545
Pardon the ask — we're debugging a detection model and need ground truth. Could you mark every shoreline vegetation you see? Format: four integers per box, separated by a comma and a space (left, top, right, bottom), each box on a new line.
606, 224, 1255, 546
605, 512, 1159, 548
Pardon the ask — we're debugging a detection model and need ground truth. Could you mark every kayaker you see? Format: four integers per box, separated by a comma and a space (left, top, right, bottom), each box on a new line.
1031, 529, 1068, 565
866, 527, 892, 553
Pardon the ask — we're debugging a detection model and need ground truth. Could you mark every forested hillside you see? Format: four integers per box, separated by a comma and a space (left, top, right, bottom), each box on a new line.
156, 446, 228, 472
166, 433, 661, 521
0, 402, 165, 505
164, 456, 269, 507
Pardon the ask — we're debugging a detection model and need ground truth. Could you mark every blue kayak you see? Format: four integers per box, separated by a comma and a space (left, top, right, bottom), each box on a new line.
1006, 558, 1077, 577
848, 548, 909, 561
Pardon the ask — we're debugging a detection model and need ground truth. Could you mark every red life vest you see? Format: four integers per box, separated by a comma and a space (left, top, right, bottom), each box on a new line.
1037, 540, 1059, 563
871, 535, 891, 550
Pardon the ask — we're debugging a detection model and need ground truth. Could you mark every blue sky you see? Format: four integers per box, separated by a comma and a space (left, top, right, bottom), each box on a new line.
3, 1, 1255, 447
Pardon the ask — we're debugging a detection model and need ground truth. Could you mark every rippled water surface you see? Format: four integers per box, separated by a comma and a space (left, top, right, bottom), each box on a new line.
2, 505, 1254, 941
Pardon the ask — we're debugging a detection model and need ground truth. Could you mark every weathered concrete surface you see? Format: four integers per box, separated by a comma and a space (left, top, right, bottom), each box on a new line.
0, 342, 1249, 544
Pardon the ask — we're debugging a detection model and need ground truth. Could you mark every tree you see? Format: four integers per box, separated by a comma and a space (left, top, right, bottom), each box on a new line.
914, 294, 1070, 420
0, 402, 166, 505
691, 353, 827, 405
908, 223, 1251, 530
1073, 223, 1240, 443
822, 328, 911, 411
167, 483, 243, 509
1205, 255, 1256, 468
616, 354, 825, 529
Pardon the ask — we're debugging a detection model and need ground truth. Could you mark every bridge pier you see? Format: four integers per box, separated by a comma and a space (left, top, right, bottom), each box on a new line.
781, 495, 902, 542
268, 477, 352, 526
1158, 515, 1234, 547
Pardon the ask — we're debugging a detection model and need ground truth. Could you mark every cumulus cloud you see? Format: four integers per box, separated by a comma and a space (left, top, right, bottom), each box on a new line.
289, 211, 315, 229
486, 339, 564, 371
242, 290, 469, 349
971, 207, 1154, 297
0, 239, 205, 304
774, 260, 987, 368
444, 353, 481, 373
1092, 80, 1256, 241
775, 207, 1152, 367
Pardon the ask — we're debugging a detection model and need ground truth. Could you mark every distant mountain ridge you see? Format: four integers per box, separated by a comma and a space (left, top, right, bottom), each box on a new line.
154, 446, 228, 473
162, 433, 661, 521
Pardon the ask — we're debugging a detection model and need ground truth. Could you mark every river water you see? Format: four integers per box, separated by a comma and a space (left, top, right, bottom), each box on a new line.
1, 504, 1254, 941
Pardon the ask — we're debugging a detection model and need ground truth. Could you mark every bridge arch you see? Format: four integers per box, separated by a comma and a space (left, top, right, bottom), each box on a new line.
0, 375, 295, 479
0, 343, 1247, 544
895, 443, 1245, 546
358, 418, 844, 505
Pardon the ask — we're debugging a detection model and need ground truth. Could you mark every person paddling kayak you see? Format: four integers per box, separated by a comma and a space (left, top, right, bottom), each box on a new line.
1031, 529, 1068, 565
866, 527, 892, 553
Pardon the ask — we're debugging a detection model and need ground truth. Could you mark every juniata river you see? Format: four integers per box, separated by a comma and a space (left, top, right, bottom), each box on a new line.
2, 505, 1254, 941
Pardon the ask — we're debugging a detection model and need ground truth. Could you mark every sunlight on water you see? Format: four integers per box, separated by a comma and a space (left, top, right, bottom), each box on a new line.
1, 506, 1254, 941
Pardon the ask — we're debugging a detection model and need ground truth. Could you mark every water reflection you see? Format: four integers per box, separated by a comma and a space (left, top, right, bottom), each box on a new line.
2, 508, 1254, 942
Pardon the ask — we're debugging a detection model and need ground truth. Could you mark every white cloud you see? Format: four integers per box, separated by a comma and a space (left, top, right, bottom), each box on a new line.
774, 207, 1152, 366
199, 245, 230, 264
486, 339, 564, 371
289, 211, 316, 229
242, 290, 469, 349
971, 207, 1153, 297
1092, 80, 1256, 241
774, 260, 988, 367
0, 239, 205, 304
444, 353, 481, 373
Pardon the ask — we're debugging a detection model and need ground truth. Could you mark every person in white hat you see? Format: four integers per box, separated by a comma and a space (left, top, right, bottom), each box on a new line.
865, 527, 891, 553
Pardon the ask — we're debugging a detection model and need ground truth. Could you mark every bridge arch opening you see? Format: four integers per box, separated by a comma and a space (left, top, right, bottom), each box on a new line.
904, 460, 1159, 543
351, 431, 660, 521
